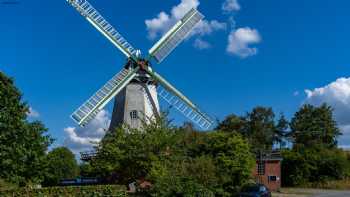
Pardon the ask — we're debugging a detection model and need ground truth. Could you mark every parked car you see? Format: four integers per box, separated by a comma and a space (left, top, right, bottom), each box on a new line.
238, 183, 271, 197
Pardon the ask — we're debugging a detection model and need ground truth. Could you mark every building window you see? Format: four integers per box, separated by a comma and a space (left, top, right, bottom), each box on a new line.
268, 175, 277, 182
130, 110, 138, 120
257, 161, 265, 175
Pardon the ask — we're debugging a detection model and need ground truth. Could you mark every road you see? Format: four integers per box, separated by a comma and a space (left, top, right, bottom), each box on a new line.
273, 188, 350, 197
311, 190, 350, 197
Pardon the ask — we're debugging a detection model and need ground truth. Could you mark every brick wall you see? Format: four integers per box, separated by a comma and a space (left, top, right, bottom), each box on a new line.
252, 160, 281, 191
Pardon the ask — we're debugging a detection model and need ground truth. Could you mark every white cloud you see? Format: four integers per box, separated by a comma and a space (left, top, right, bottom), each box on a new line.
64, 110, 110, 153
293, 91, 300, 96
190, 20, 227, 37
145, 12, 171, 40
172, 0, 200, 19
27, 107, 40, 118
145, 0, 226, 47
193, 38, 211, 49
222, 0, 241, 12
145, 0, 261, 58
304, 77, 350, 147
227, 27, 261, 58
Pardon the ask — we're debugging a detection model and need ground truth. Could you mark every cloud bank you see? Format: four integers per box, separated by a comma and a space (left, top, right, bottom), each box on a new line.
64, 110, 110, 153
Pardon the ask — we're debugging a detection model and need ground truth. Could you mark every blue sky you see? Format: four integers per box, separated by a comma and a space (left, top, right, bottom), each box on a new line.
1, 0, 350, 152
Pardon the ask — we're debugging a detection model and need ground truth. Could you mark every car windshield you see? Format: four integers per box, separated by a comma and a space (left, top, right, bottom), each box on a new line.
241, 185, 260, 192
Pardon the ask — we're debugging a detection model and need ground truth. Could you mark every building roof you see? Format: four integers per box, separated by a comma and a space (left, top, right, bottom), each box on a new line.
256, 151, 282, 161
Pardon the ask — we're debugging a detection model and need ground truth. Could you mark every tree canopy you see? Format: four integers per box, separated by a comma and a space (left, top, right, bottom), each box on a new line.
217, 106, 288, 152
281, 104, 348, 186
0, 72, 53, 186
85, 119, 255, 196
43, 147, 79, 186
290, 104, 341, 148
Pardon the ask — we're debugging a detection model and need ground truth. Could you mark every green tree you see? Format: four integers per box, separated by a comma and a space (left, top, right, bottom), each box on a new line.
0, 72, 53, 186
92, 117, 179, 183
273, 113, 290, 149
282, 145, 349, 186
218, 107, 278, 152
244, 107, 276, 151
216, 114, 245, 133
290, 104, 341, 147
89, 116, 255, 195
43, 147, 79, 186
204, 131, 255, 194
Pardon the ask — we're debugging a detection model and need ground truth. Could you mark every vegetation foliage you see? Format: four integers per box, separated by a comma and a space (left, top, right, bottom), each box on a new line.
43, 147, 80, 186
0, 185, 127, 197
0, 72, 53, 186
218, 104, 350, 188
2, 70, 350, 194
81, 117, 255, 196
281, 104, 349, 186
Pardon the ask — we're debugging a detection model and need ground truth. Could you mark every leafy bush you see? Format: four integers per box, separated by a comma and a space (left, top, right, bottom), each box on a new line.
88, 119, 255, 196
148, 156, 217, 196
0, 185, 127, 197
282, 145, 350, 186
0, 179, 17, 192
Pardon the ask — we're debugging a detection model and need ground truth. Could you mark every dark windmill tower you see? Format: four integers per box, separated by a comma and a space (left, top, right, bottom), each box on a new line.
67, 0, 213, 131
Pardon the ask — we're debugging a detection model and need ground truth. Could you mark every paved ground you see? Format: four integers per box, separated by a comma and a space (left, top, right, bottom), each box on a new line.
273, 188, 350, 197
311, 190, 350, 197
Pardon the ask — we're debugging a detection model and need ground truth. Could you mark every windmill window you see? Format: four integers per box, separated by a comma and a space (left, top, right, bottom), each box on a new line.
130, 110, 138, 120
257, 161, 265, 175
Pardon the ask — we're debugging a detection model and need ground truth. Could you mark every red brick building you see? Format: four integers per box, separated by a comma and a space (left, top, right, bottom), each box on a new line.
252, 151, 282, 191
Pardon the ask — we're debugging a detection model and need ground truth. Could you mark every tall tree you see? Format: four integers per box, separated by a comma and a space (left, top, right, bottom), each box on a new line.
0, 72, 53, 185
216, 114, 245, 133
290, 104, 341, 148
43, 147, 79, 186
273, 113, 290, 149
217, 107, 279, 152
244, 107, 276, 151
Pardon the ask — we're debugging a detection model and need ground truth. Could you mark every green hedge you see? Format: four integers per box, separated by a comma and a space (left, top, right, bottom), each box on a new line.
0, 185, 127, 197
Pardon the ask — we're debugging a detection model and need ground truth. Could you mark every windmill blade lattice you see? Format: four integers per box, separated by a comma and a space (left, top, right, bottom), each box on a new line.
71, 67, 139, 126
157, 86, 213, 130
67, 0, 138, 59
148, 8, 204, 63
146, 68, 213, 129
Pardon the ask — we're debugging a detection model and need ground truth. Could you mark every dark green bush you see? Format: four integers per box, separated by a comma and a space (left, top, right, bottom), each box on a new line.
282, 145, 350, 186
0, 185, 127, 197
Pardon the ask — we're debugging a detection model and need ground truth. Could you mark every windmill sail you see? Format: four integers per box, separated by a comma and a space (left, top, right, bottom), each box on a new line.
148, 8, 204, 63
146, 68, 213, 129
67, 0, 138, 59
71, 67, 139, 126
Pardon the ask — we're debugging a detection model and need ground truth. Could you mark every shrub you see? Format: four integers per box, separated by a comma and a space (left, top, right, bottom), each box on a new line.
89, 119, 255, 196
0, 185, 127, 197
282, 145, 350, 186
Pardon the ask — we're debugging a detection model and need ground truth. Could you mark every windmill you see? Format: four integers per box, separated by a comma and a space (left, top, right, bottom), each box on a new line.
67, 0, 214, 131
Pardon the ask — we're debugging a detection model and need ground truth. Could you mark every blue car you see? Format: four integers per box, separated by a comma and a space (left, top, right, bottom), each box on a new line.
238, 183, 271, 197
